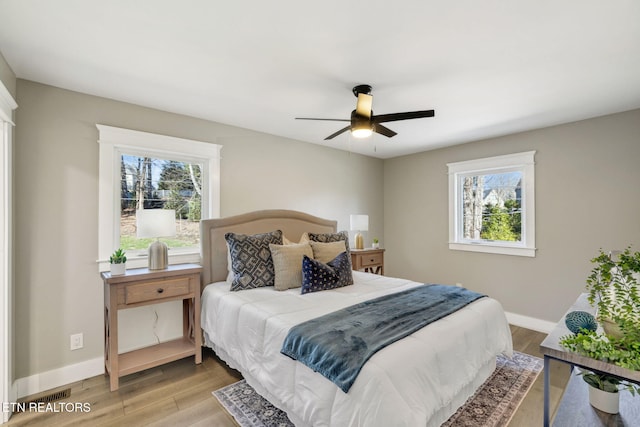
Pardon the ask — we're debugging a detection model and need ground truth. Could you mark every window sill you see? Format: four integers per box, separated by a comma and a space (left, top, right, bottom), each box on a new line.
97, 251, 201, 272
449, 242, 536, 257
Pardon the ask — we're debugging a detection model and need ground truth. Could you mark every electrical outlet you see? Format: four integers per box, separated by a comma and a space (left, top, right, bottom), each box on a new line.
70, 333, 83, 351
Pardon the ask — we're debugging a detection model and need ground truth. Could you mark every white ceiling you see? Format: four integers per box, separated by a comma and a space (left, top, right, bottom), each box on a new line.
1, 1, 639, 158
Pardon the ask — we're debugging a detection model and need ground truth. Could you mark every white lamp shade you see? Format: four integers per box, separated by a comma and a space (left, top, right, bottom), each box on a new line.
350, 214, 369, 231
136, 209, 176, 238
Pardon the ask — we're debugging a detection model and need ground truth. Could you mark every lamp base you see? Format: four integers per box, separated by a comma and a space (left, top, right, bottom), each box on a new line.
355, 232, 364, 249
148, 240, 168, 270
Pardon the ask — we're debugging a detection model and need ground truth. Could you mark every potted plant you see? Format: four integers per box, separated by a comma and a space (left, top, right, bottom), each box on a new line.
560, 246, 640, 412
372, 238, 380, 249
581, 371, 623, 414
561, 331, 640, 413
109, 248, 127, 275
586, 247, 640, 338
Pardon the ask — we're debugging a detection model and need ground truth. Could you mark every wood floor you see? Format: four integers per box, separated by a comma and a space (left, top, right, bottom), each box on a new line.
5, 325, 570, 426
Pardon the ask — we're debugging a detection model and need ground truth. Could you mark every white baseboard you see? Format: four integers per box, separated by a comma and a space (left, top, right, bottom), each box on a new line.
15, 357, 103, 399
506, 311, 556, 334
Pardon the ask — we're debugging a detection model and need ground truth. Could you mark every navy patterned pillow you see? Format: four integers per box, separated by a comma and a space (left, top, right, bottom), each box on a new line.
225, 230, 283, 291
301, 251, 353, 294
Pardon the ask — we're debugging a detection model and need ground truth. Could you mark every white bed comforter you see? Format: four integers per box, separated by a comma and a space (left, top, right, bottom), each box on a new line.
201, 272, 513, 427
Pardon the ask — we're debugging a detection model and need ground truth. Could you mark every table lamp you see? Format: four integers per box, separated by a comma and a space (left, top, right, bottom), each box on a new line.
136, 209, 176, 270
350, 214, 369, 250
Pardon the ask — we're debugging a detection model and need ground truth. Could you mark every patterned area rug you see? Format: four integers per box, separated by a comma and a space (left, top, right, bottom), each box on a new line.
213, 351, 542, 427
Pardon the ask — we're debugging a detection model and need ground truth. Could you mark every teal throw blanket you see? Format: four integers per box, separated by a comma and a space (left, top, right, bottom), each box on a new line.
280, 284, 486, 393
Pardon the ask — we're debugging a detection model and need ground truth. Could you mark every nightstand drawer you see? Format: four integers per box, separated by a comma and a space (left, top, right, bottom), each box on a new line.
360, 253, 383, 267
124, 277, 191, 304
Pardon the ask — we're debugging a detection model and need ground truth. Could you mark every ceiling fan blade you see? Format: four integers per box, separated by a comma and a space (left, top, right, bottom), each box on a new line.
373, 123, 397, 138
355, 93, 373, 118
296, 117, 350, 122
324, 125, 351, 140
373, 110, 435, 124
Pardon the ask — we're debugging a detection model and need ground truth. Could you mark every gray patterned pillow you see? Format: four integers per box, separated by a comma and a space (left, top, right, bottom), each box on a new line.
308, 231, 352, 268
225, 230, 283, 291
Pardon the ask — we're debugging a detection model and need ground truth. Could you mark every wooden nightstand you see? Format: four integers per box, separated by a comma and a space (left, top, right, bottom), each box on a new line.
350, 248, 385, 275
101, 263, 202, 391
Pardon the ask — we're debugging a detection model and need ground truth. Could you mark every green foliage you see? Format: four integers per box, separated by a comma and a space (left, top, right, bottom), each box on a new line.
481, 204, 518, 241
503, 199, 521, 240
560, 330, 640, 394
109, 248, 127, 264
581, 371, 622, 393
586, 247, 640, 338
158, 161, 192, 192
373, 238, 379, 244
560, 246, 640, 395
120, 236, 194, 250
164, 188, 188, 219
188, 193, 201, 222
560, 330, 640, 370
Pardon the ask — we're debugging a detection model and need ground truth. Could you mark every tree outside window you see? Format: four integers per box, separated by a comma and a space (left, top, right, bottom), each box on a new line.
119, 154, 203, 252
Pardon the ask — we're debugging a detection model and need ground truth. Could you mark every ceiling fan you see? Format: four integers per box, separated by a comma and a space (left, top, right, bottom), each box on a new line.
296, 84, 435, 140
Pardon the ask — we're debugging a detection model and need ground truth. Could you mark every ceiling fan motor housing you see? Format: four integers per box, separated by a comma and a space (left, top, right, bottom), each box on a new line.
352, 84, 372, 97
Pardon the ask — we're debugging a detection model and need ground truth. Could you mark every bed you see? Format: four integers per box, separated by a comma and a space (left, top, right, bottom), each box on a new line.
200, 209, 513, 426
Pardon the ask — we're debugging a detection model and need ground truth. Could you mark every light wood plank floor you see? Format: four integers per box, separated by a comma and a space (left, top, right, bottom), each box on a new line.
6, 326, 570, 426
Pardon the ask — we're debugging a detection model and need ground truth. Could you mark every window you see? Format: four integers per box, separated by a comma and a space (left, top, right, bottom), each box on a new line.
447, 151, 536, 257
119, 154, 203, 254
98, 125, 221, 270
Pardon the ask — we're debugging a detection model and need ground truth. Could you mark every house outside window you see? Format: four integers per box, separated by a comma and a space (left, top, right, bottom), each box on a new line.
447, 151, 536, 257
97, 125, 221, 270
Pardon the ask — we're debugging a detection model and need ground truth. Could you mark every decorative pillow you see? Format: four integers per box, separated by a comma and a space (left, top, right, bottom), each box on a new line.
225, 230, 283, 291
283, 232, 310, 245
310, 240, 348, 263
225, 242, 233, 284
301, 251, 354, 294
269, 242, 313, 291
308, 231, 350, 250
308, 230, 352, 269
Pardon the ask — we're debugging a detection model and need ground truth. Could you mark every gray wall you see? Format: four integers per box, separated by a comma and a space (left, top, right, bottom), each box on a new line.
13, 79, 383, 378
384, 109, 640, 323
12, 75, 640, 381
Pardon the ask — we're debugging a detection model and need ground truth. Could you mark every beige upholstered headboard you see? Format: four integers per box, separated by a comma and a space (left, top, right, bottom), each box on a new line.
199, 209, 337, 292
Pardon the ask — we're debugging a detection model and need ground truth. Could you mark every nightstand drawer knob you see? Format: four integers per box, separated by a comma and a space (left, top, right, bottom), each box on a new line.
157, 288, 164, 294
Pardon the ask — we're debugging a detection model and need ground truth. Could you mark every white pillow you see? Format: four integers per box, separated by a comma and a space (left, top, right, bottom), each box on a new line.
269, 243, 314, 291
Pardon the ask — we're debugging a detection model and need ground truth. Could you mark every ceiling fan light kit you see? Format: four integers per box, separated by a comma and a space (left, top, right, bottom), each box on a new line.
351, 127, 373, 138
296, 84, 435, 141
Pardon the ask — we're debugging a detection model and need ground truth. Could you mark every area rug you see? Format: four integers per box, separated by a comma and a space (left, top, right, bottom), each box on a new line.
213, 351, 542, 427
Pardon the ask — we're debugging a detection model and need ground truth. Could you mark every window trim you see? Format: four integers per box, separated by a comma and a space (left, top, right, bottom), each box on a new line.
447, 151, 536, 257
97, 125, 221, 270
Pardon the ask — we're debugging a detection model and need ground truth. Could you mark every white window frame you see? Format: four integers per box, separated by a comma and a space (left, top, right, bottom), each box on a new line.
447, 151, 536, 257
97, 125, 221, 270
1, 80, 17, 424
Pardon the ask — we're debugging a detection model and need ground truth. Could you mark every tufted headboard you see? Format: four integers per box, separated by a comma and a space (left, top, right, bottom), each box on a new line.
199, 209, 337, 292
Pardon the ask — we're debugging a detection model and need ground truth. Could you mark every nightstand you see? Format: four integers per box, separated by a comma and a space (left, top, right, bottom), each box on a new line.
350, 248, 385, 275
101, 263, 202, 391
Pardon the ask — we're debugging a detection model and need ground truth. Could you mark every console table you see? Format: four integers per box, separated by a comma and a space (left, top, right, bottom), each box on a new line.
540, 294, 640, 426
102, 263, 202, 391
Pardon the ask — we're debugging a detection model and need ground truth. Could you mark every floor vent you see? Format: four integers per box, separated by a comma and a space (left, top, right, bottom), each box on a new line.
17, 388, 71, 411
